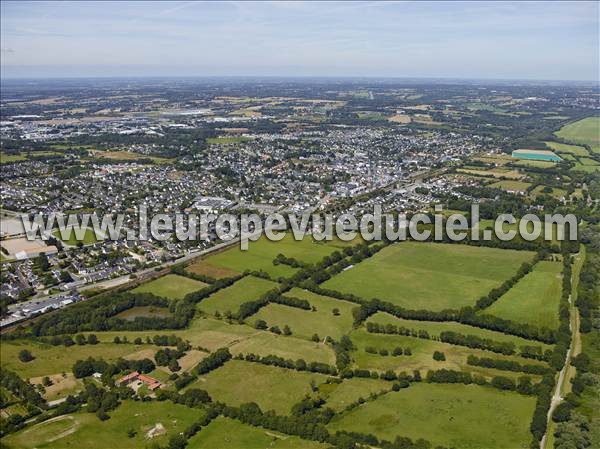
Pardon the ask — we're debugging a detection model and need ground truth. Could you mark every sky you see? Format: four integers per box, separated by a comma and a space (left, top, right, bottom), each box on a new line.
1, 1, 598, 81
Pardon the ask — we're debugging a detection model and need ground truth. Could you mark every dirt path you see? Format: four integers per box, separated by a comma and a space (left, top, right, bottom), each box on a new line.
540, 250, 584, 449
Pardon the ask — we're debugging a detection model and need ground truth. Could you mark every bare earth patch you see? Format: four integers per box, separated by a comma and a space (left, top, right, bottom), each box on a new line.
146, 422, 166, 439
186, 261, 239, 279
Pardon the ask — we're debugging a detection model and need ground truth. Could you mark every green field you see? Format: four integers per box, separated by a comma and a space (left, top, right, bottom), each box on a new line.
320, 377, 391, 412
321, 242, 534, 311
544, 141, 589, 157
87, 316, 336, 365
0, 341, 144, 378
367, 312, 554, 351
327, 383, 536, 449
132, 273, 207, 299
113, 305, 172, 321
0, 152, 27, 163
187, 416, 327, 449
555, 116, 600, 153
490, 180, 531, 192
196, 360, 328, 414
197, 275, 278, 315
485, 261, 563, 329
204, 235, 347, 279
52, 227, 102, 245
512, 159, 557, 169
246, 288, 356, 340
350, 328, 546, 380
2, 400, 198, 449
206, 136, 253, 144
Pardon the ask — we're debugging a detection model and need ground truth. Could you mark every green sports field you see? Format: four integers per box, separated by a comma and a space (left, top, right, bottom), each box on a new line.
196, 360, 328, 414
52, 227, 102, 246
187, 416, 328, 449
327, 383, 536, 449
485, 261, 563, 329
2, 400, 199, 449
555, 116, 600, 153
246, 288, 356, 340
197, 275, 278, 315
132, 273, 208, 299
321, 242, 534, 311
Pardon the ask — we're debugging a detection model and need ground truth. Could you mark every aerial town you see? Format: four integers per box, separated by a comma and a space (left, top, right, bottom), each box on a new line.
1, 2, 599, 449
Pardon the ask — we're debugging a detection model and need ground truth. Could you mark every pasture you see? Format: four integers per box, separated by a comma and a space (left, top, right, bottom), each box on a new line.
0, 341, 144, 378
366, 312, 554, 351
456, 167, 523, 179
197, 275, 278, 315
2, 400, 198, 449
321, 242, 534, 311
203, 234, 344, 279
490, 180, 531, 192
350, 328, 546, 380
197, 360, 329, 414
89, 316, 335, 364
544, 141, 589, 157
555, 116, 600, 153
485, 261, 562, 329
113, 305, 172, 321
246, 288, 356, 340
327, 383, 536, 449
132, 274, 207, 299
186, 417, 328, 449
320, 377, 391, 412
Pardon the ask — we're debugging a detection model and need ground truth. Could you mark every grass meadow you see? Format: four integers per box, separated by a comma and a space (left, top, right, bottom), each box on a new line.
555, 116, 600, 153
196, 360, 329, 414
197, 275, 278, 315
2, 400, 198, 449
132, 274, 208, 299
349, 329, 547, 381
186, 416, 328, 449
321, 242, 534, 311
485, 261, 563, 329
367, 312, 554, 351
246, 288, 356, 340
327, 383, 536, 449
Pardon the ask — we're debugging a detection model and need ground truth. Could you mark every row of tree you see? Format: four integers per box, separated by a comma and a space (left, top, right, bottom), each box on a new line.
466, 355, 552, 375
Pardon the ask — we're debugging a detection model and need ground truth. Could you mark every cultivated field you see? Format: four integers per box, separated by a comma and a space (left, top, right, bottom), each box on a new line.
322, 242, 534, 310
